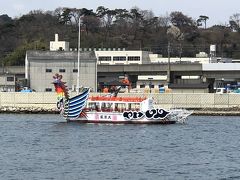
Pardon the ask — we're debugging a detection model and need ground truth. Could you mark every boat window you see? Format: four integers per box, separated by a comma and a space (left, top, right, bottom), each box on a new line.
128, 103, 140, 111
96, 103, 100, 111
88, 102, 100, 111
114, 103, 126, 112
101, 102, 113, 112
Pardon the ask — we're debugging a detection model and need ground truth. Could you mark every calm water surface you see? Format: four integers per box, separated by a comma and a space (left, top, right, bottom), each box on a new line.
0, 114, 240, 180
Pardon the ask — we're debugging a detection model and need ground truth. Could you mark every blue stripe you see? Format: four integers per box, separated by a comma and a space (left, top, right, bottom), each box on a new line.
64, 104, 85, 115
64, 100, 86, 110
64, 92, 88, 107
63, 89, 89, 119
69, 90, 89, 102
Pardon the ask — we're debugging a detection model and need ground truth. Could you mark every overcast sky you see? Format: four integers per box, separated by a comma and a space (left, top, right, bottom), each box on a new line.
1, 0, 240, 27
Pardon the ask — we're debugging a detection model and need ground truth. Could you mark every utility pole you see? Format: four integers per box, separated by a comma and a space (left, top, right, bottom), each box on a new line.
77, 17, 81, 94
167, 41, 171, 83
179, 43, 182, 63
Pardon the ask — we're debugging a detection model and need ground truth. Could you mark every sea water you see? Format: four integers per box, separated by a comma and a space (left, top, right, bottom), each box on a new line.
0, 114, 240, 180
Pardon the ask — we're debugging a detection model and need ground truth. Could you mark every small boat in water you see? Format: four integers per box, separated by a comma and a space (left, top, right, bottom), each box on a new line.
53, 74, 192, 124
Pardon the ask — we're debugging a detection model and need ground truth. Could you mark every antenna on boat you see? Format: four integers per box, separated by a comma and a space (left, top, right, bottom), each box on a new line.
77, 17, 81, 94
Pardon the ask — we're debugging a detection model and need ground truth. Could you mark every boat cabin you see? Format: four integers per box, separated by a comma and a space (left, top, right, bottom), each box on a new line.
85, 96, 153, 113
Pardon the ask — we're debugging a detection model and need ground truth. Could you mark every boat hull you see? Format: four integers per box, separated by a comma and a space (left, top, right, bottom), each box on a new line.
66, 111, 176, 124
67, 119, 176, 124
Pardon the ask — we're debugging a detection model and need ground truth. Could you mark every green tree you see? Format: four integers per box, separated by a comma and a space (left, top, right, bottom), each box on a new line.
229, 13, 240, 32
197, 15, 209, 29
3, 40, 47, 65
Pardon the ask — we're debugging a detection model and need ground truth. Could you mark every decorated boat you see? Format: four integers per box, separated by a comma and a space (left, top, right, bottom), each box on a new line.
53, 74, 192, 124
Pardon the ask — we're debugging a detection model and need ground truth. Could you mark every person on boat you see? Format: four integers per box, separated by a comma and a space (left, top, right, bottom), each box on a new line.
103, 86, 109, 93
110, 85, 116, 93
111, 86, 121, 97
121, 76, 131, 92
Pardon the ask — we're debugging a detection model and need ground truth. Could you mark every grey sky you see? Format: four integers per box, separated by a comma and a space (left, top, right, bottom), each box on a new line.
1, 0, 240, 27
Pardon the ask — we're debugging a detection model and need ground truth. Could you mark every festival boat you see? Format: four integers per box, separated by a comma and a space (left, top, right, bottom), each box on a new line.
53, 74, 192, 124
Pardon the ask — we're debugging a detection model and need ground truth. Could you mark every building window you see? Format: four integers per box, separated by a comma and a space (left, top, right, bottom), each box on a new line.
7, 77, 14, 82
73, 69, 78, 73
113, 56, 126, 61
158, 84, 164, 88
99, 56, 111, 61
128, 56, 140, 61
149, 84, 154, 88
59, 69, 65, 73
45, 88, 52, 92
46, 69, 52, 73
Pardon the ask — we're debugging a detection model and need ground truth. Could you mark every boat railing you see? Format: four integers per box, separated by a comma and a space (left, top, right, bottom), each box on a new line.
88, 96, 147, 102
84, 106, 141, 113
85, 96, 144, 113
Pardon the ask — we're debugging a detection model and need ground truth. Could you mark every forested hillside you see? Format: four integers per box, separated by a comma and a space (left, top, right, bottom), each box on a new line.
1, 6, 240, 65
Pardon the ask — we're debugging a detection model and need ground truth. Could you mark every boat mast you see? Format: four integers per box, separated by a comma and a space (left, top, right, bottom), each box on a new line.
77, 17, 81, 94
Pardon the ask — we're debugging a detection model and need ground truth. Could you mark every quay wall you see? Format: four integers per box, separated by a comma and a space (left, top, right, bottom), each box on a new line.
0, 92, 240, 111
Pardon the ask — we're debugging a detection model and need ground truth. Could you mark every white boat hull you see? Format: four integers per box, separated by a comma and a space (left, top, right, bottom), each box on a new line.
67, 111, 177, 124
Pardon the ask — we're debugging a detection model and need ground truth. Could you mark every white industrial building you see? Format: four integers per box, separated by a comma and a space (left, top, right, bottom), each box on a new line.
25, 51, 97, 92
94, 49, 212, 65
95, 50, 151, 65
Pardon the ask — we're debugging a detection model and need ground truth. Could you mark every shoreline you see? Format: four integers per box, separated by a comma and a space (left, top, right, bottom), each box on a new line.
0, 106, 240, 116
191, 107, 240, 116
0, 107, 58, 114
192, 111, 240, 116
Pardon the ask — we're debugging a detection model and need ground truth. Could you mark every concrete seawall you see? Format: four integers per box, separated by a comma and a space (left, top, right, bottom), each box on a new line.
0, 92, 240, 115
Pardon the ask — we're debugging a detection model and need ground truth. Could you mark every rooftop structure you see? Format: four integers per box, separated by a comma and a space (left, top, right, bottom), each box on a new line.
50, 34, 69, 51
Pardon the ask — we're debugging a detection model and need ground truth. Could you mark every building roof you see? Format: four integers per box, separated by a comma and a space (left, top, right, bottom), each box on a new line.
26, 50, 96, 61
